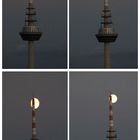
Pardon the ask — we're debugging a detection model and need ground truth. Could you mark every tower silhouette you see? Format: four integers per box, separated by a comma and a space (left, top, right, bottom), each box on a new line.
31, 97, 38, 140
20, 0, 42, 68
96, 0, 118, 68
107, 95, 117, 140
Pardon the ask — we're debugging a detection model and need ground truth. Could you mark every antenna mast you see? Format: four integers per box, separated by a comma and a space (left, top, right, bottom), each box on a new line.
107, 95, 117, 140
31, 97, 38, 140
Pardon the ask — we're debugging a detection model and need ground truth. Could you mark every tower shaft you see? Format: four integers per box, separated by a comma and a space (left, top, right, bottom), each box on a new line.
31, 97, 38, 140
28, 41, 34, 68
109, 95, 114, 129
107, 95, 117, 140
104, 0, 111, 68
104, 43, 111, 68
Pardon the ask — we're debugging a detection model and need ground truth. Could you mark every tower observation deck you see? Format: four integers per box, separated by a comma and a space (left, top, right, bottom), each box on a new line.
20, 0, 42, 68
96, 0, 118, 68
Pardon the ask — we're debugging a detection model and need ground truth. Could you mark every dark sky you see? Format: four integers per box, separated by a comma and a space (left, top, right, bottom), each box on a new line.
70, 72, 137, 140
70, 0, 137, 68
3, 72, 67, 140
3, 0, 67, 68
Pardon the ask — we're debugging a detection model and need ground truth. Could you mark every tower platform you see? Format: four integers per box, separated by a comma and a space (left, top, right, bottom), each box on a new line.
20, 31, 42, 41
96, 33, 118, 43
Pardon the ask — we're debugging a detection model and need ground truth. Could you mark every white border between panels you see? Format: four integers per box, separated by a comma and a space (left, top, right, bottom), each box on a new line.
67, 0, 70, 139
1, 0, 2, 139
138, 0, 139, 138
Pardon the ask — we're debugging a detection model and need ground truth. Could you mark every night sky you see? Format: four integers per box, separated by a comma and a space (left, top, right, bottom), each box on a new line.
70, 0, 137, 68
3, 0, 67, 68
70, 72, 137, 140
3, 72, 67, 140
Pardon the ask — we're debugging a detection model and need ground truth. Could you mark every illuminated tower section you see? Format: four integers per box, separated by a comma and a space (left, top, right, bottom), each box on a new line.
20, 0, 42, 68
107, 95, 117, 140
96, 0, 118, 68
30, 97, 40, 140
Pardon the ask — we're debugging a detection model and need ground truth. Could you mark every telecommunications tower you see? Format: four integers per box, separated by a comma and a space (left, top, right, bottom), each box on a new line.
30, 97, 40, 140
20, 0, 42, 68
96, 0, 118, 68
107, 94, 117, 140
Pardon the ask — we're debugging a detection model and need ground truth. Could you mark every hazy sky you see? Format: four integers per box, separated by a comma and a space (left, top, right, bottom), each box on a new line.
3, 72, 67, 140
70, 72, 137, 140
70, 0, 137, 68
3, 0, 67, 68
3, 0, 137, 68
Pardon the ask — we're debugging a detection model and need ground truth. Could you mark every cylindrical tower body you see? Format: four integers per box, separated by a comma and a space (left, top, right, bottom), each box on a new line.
20, 0, 42, 68
28, 41, 34, 68
104, 43, 111, 68
31, 97, 38, 140
107, 95, 117, 140
103, 0, 111, 68
95, 0, 118, 68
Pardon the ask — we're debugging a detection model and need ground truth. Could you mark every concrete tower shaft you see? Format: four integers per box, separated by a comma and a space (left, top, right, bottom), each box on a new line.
107, 95, 117, 140
104, 43, 111, 67
31, 97, 38, 140
109, 95, 114, 128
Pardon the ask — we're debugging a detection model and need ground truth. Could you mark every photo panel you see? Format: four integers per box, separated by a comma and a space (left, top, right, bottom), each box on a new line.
70, 0, 137, 68
3, 0, 67, 68
3, 72, 67, 140
70, 72, 137, 140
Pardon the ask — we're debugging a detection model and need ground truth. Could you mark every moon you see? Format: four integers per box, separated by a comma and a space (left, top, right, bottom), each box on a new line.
30, 97, 40, 109
111, 94, 118, 103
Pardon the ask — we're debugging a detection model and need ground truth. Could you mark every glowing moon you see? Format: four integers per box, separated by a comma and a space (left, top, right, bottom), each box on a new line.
30, 97, 40, 109
111, 94, 118, 103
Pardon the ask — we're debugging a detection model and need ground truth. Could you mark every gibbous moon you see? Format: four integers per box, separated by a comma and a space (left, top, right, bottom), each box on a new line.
30, 97, 40, 109
111, 94, 118, 103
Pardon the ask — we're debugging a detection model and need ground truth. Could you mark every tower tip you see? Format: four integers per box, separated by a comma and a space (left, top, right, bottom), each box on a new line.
29, 0, 33, 3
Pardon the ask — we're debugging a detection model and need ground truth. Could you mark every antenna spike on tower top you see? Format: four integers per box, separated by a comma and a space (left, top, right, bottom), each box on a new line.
104, 0, 109, 6
29, 0, 33, 3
